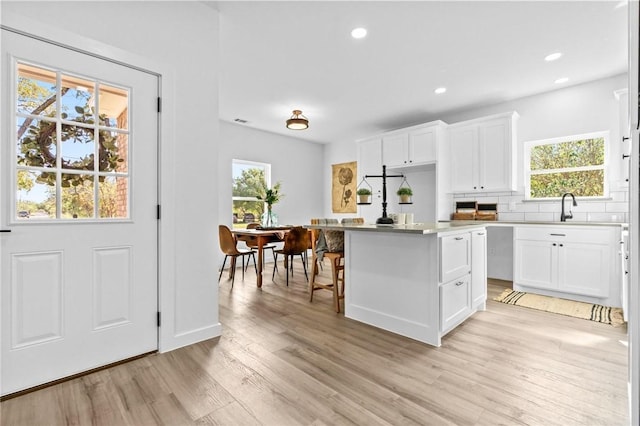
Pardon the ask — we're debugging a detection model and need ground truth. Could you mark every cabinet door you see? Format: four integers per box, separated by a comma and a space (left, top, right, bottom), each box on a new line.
478, 117, 513, 191
382, 133, 409, 168
449, 125, 477, 192
514, 239, 557, 290
409, 127, 437, 164
440, 232, 471, 283
440, 274, 471, 333
558, 242, 610, 297
357, 138, 383, 223
471, 230, 487, 309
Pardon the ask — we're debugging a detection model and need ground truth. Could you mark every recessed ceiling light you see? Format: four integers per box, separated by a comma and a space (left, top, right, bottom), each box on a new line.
555, 77, 569, 84
351, 27, 367, 39
434, 87, 447, 94
545, 52, 562, 62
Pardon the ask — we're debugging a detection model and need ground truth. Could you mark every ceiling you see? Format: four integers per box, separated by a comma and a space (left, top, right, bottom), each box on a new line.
217, 1, 628, 144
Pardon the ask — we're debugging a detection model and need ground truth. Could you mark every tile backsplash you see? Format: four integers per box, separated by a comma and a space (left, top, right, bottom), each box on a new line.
452, 190, 629, 223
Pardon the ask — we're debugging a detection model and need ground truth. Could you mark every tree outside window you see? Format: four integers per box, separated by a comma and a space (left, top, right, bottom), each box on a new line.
525, 132, 608, 199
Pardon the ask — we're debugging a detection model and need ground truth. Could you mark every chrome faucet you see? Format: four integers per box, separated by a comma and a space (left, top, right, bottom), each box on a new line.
560, 192, 577, 222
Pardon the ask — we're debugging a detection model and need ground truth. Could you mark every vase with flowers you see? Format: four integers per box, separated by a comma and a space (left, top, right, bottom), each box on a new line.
257, 181, 283, 228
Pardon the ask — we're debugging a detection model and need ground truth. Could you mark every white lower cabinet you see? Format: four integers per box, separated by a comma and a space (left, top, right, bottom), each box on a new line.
514, 225, 621, 306
471, 229, 487, 310
440, 275, 471, 333
439, 228, 486, 334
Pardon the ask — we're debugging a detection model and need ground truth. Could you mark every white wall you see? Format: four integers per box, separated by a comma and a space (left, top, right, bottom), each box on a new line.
218, 121, 325, 262
2, 1, 222, 352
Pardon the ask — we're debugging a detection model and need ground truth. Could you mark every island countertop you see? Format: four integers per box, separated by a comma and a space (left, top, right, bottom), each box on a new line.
305, 221, 486, 234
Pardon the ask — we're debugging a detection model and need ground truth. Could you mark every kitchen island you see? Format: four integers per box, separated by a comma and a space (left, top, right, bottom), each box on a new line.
307, 222, 488, 347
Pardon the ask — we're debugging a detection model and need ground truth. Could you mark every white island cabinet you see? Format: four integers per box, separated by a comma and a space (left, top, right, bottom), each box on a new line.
310, 222, 487, 347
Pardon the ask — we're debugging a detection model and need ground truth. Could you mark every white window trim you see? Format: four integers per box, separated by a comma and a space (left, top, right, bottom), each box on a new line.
524, 130, 610, 200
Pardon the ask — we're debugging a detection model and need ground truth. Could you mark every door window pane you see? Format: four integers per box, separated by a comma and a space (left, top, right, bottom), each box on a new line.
14, 62, 131, 220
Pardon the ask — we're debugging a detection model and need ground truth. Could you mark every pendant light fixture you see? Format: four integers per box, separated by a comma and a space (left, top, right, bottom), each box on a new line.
286, 109, 309, 130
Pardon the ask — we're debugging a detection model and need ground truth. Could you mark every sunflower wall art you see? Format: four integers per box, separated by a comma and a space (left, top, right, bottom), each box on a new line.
331, 161, 357, 213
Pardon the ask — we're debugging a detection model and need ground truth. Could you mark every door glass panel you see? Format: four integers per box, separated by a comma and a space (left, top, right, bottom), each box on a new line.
17, 117, 57, 167
14, 62, 130, 220
99, 176, 128, 218
61, 174, 94, 218
60, 74, 95, 124
16, 170, 57, 219
61, 123, 95, 170
17, 63, 57, 117
99, 131, 128, 173
99, 84, 128, 130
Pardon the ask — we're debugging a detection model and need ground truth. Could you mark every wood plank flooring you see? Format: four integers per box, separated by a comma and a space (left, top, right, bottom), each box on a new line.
1, 260, 629, 425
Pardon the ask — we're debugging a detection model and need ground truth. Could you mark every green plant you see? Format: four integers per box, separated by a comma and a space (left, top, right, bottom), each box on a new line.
356, 188, 372, 196
396, 187, 413, 196
256, 181, 283, 207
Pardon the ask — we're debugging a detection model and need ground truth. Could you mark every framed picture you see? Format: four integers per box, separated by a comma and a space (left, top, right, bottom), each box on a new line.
331, 161, 357, 213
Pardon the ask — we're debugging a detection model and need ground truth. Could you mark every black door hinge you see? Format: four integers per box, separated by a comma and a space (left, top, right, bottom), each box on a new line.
157, 311, 161, 327
157, 204, 161, 220
157, 97, 162, 113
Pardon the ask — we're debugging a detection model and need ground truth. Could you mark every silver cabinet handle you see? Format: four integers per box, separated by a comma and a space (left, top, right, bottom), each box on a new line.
454, 236, 464, 240
476, 232, 485, 236
549, 233, 566, 236
455, 281, 464, 286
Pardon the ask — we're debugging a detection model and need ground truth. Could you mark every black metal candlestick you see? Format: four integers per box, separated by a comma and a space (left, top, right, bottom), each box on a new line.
365, 165, 404, 224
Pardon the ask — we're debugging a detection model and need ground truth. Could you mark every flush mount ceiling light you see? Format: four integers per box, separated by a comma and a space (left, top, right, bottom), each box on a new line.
351, 27, 367, 39
545, 52, 563, 62
286, 110, 309, 130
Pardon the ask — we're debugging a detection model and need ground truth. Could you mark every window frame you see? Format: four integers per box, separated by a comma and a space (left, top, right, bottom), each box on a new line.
12, 60, 131, 222
524, 130, 610, 200
231, 159, 271, 228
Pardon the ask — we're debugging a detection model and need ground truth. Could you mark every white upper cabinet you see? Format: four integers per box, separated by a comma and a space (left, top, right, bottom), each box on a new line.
449, 111, 518, 193
382, 121, 445, 169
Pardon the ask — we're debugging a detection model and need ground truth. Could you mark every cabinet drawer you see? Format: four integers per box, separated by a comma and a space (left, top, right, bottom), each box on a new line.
440, 232, 471, 283
514, 226, 616, 244
440, 274, 471, 333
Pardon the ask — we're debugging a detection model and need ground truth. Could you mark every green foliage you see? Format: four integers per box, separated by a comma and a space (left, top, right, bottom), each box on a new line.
232, 168, 268, 218
356, 188, 371, 195
397, 187, 412, 196
256, 181, 283, 207
529, 137, 605, 198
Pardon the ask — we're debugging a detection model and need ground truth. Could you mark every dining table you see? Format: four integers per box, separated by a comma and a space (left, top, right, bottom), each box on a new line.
231, 227, 290, 288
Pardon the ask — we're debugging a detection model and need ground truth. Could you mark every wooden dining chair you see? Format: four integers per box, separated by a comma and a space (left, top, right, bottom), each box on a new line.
243, 222, 277, 269
272, 226, 309, 286
218, 225, 257, 288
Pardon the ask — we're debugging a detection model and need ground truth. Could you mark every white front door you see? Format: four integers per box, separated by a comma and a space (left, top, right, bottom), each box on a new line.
1, 30, 159, 395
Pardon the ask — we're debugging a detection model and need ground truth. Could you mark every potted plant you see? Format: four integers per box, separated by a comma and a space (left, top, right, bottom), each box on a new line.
397, 187, 412, 203
356, 187, 372, 203
257, 181, 283, 227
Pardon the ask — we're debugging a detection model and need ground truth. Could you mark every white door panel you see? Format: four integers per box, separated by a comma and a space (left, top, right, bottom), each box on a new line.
1, 30, 158, 395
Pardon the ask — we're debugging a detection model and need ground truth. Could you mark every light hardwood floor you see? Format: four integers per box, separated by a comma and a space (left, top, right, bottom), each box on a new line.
1, 260, 629, 425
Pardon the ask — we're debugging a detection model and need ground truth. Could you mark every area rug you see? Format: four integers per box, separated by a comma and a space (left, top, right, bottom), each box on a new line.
494, 289, 625, 326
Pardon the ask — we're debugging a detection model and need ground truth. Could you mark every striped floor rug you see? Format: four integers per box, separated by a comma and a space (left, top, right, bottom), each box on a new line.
494, 289, 625, 326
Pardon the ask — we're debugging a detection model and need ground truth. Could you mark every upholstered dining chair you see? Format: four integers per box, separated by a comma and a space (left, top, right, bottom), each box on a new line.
272, 226, 309, 286
218, 225, 257, 288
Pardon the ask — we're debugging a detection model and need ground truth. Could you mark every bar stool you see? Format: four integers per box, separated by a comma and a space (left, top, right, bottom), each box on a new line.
309, 228, 345, 313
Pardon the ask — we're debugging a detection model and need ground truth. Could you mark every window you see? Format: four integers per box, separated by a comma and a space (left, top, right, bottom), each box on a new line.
232, 160, 270, 229
524, 131, 609, 199
15, 62, 130, 220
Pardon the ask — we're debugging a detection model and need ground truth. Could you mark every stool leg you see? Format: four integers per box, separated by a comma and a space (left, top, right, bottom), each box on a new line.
331, 257, 340, 313
309, 257, 319, 302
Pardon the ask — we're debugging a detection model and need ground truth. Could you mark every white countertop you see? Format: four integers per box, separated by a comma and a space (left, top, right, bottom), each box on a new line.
444, 220, 628, 228
306, 222, 486, 235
